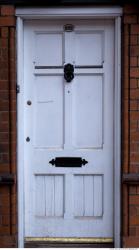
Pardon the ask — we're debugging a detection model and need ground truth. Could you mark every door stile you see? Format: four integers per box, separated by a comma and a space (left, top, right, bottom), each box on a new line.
64, 29, 75, 150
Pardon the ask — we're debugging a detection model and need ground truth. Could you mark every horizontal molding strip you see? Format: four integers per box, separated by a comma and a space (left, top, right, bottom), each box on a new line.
123, 173, 139, 185
16, 7, 123, 18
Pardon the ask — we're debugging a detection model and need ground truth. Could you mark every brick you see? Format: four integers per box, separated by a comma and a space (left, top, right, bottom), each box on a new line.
130, 89, 139, 98
130, 205, 137, 217
0, 38, 8, 47
2, 215, 10, 226
124, 15, 137, 24
0, 226, 10, 235
138, 57, 139, 67
130, 120, 138, 129
130, 68, 139, 78
131, 24, 139, 34
0, 163, 9, 172
123, 236, 139, 247
0, 101, 9, 112
135, 226, 139, 236
130, 165, 139, 173
0, 133, 9, 143
130, 111, 139, 120
129, 186, 137, 195
0, 123, 9, 133
0, 91, 9, 100
0, 143, 9, 153
130, 195, 139, 205
1, 6, 15, 16
138, 79, 139, 88
130, 35, 138, 45
0, 70, 9, 81
1, 27, 8, 38
130, 78, 137, 88
130, 57, 138, 66
129, 226, 136, 236
1, 195, 10, 205
130, 100, 138, 111
130, 142, 139, 153
0, 49, 8, 62
0, 17, 15, 27
124, 5, 139, 14
0, 153, 9, 164
130, 46, 139, 56
1, 112, 9, 122
130, 133, 139, 142
130, 215, 139, 226
136, 205, 139, 213
0, 81, 8, 90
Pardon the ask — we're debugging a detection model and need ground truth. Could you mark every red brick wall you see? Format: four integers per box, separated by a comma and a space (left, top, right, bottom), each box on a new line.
122, 4, 139, 247
0, 3, 139, 248
0, 6, 17, 248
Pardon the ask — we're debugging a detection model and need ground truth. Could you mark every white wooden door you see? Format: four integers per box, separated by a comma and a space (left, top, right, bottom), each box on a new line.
24, 19, 114, 238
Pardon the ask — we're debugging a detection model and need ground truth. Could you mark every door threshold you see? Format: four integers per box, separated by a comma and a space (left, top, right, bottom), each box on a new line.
25, 237, 113, 243
25, 237, 114, 248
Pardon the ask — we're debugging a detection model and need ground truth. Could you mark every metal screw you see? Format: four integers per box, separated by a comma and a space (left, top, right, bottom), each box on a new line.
26, 137, 30, 142
27, 100, 32, 105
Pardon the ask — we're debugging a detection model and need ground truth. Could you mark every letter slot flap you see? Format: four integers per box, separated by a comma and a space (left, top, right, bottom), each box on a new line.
49, 157, 88, 167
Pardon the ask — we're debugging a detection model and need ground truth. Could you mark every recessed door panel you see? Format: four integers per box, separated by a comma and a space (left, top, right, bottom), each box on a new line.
34, 75, 64, 148
72, 75, 103, 148
74, 175, 103, 217
35, 32, 63, 66
75, 32, 104, 66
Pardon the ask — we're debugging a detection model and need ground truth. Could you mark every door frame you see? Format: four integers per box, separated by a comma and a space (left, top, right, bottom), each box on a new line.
16, 6, 122, 248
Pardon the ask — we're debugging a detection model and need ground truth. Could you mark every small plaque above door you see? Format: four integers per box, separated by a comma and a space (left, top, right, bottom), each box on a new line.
64, 24, 74, 32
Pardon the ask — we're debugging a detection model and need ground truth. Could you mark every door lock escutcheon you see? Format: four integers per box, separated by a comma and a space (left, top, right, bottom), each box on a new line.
64, 63, 74, 83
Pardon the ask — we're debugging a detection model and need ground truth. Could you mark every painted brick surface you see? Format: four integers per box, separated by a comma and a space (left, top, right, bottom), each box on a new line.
0, 5, 17, 248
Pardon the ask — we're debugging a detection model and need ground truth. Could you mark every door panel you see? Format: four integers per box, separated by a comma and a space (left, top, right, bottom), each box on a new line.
34, 75, 64, 148
74, 175, 103, 217
72, 75, 103, 148
35, 175, 64, 217
24, 19, 114, 238
35, 32, 63, 66
75, 31, 103, 66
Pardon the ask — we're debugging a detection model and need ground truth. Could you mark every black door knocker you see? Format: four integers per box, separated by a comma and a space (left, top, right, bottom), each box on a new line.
64, 63, 74, 83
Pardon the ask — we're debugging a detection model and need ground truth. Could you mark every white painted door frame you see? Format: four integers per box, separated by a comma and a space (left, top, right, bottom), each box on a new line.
16, 6, 122, 248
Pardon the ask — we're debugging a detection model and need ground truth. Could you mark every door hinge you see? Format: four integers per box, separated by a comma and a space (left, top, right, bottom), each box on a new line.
16, 84, 20, 94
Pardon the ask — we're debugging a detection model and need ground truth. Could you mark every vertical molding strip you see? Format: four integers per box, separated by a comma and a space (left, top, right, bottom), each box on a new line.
114, 16, 121, 248
17, 17, 24, 248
